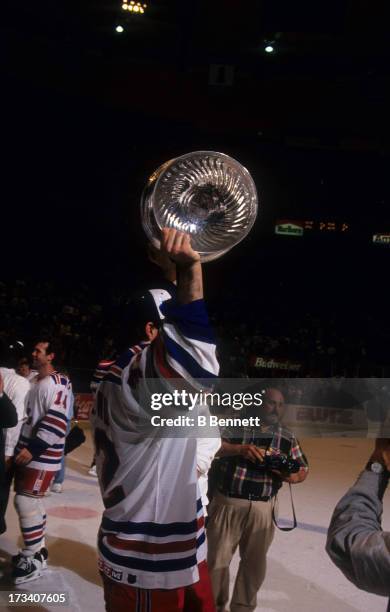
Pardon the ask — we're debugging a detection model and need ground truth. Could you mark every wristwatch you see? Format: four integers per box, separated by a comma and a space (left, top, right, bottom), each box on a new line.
366, 461, 389, 475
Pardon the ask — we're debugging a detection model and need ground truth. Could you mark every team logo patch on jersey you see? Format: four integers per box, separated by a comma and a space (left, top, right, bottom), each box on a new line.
127, 574, 137, 584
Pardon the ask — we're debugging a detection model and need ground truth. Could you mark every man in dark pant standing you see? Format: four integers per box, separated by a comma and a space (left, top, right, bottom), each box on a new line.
207, 387, 309, 612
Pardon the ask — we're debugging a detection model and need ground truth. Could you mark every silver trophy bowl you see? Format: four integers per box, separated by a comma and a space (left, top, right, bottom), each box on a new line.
141, 151, 258, 262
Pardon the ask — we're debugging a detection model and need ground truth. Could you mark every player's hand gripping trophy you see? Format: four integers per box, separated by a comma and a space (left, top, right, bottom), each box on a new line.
141, 151, 258, 261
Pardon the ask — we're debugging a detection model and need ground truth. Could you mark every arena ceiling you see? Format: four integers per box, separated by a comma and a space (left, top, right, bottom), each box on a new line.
2, 0, 389, 278
3, 0, 389, 149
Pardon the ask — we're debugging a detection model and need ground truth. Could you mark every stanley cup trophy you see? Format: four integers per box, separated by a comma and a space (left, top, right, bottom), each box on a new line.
141, 151, 258, 261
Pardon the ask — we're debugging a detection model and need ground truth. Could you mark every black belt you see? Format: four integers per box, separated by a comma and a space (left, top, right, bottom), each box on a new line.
225, 492, 272, 502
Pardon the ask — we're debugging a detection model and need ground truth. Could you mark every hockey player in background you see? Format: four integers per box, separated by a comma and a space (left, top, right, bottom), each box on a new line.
12, 339, 72, 584
0, 346, 30, 534
91, 228, 220, 611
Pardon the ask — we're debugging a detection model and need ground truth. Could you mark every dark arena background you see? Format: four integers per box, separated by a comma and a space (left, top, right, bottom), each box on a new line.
1, 2, 390, 611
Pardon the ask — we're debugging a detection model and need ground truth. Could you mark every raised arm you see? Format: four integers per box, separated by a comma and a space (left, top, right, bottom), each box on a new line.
151, 228, 219, 383
160, 228, 202, 304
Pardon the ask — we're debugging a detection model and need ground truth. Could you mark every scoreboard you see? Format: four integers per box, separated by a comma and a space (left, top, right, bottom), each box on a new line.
275, 220, 390, 246
275, 219, 349, 236
303, 220, 350, 232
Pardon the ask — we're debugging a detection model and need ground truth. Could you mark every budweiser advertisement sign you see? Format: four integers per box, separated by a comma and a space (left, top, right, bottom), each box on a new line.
250, 355, 302, 372
275, 220, 304, 237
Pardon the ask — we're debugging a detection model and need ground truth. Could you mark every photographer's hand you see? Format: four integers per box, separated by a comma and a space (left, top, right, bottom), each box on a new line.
217, 441, 265, 463
240, 445, 265, 463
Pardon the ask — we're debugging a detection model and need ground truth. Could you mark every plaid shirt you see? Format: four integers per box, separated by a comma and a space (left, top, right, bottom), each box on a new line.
214, 424, 308, 500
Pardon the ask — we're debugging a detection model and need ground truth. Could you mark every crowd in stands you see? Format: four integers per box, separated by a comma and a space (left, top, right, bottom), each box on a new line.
214, 289, 390, 379
1, 279, 389, 394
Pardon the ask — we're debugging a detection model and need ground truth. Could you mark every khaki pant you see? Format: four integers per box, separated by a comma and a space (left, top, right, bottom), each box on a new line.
207, 493, 275, 612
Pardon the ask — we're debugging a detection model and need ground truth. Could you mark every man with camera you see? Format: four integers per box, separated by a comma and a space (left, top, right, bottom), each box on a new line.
207, 386, 308, 612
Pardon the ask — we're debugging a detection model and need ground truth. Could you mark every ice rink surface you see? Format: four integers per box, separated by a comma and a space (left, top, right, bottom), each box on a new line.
0, 434, 389, 612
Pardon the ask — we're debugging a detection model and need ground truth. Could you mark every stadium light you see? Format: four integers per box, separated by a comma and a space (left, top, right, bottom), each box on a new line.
115, 25, 124, 33
122, 1, 147, 13
265, 45, 274, 53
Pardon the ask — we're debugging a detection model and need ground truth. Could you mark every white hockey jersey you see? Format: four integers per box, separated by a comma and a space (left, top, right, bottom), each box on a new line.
0, 367, 30, 457
91, 298, 219, 590
15, 371, 72, 471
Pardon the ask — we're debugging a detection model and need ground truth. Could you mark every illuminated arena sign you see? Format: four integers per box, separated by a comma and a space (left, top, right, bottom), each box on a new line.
275, 220, 304, 236
250, 355, 302, 372
372, 233, 390, 245
275, 219, 350, 236
304, 220, 349, 232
